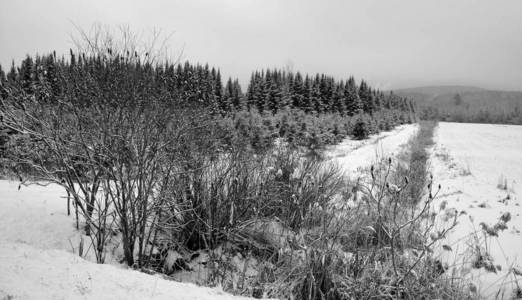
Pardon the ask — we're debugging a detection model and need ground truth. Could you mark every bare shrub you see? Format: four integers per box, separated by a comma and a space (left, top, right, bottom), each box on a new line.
0, 26, 207, 266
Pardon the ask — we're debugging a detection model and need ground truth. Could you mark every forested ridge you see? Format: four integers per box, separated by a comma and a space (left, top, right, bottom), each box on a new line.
396, 86, 522, 125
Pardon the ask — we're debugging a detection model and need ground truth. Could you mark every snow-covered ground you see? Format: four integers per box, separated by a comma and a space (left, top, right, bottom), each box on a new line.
0, 124, 419, 299
325, 124, 418, 178
0, 180, 250, 300
1, 242, 251, 300
430, 122, 522, 298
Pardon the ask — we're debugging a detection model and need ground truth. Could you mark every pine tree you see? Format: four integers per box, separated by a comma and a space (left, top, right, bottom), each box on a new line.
359, 80, 375, 114
44, 54, 60, 96
215, 69, 223, 105
374, 91, 384, 110
213, 69, 225, 113
302, 76, 313, 113
0, 64, 6, 84
232, 79, 243, 110
223, 77, 242, 111
332, 82, 346, 115
280, 79, 292, 111
321, 76, 335, 113
384, 92, 393, 109
19, 55, 35, 93
268, 70, 283, 113
292, 72, 304, 108
344, 77, 362, 115
254, 72, 265, 112
258, 69, 270, 113
246, 73, 256, 111
318, 74, 329, 113
223, 77, 234, 112
7, 60, 17, 83
311, 78, 322, 114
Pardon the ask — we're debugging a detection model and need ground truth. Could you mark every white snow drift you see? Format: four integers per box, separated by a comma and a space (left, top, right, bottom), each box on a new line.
0, 242, 251, 300
0, 180, 250, 300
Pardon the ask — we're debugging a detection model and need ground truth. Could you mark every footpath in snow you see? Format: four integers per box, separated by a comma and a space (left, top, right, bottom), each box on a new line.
430, 122, 522, 298
325, 124, 419, 178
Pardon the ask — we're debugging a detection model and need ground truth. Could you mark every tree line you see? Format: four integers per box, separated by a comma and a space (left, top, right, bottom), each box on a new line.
245, 69, 415, 116
0, 53, 415, 119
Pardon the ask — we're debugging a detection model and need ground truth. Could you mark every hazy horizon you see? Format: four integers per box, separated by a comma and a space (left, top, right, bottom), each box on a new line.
1, 0, 522, 92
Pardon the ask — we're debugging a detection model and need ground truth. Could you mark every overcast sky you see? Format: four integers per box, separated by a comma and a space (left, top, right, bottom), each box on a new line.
1, 0, 521, 91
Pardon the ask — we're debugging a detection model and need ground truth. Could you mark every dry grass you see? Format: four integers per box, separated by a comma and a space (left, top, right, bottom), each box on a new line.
170, 121, 472, 300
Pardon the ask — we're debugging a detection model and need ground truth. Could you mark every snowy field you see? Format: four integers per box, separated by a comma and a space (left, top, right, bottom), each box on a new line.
325, 124, 418, 178
430, 122, 522, 298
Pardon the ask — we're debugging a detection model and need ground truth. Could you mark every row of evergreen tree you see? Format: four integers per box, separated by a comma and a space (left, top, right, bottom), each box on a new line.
0, 51, 415, 118
244, 70, 415, 116
0, 52, 229, 110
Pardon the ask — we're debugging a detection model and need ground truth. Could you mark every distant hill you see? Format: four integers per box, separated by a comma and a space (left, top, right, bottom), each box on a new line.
395, 85, 485, 96
393, 86, 522, 124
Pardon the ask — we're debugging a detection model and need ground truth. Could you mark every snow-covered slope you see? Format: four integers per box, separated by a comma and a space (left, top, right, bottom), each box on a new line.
430, 122, 522, 298
0, 242, 251, 300
325, 124, 418, 178
0, 182, 82, 252
0, 180, 249, 300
